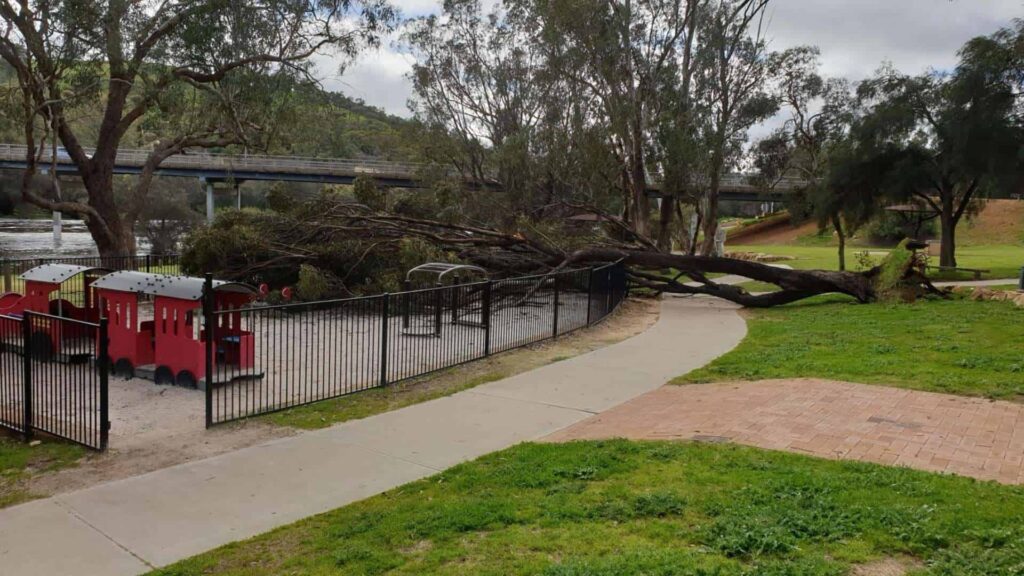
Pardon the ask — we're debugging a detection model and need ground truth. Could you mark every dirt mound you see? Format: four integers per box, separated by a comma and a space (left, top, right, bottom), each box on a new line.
728, 217, 820, 245
960, 199, 1024, 246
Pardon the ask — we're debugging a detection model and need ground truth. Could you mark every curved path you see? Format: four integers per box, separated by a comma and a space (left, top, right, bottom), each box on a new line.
0, 296, 746, 576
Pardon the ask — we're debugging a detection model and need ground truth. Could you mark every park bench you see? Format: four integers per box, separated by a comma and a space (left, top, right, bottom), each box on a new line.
926, 265, 990, 280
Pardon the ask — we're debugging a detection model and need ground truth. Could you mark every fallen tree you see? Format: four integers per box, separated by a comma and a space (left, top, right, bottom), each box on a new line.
182, 196, 943, 306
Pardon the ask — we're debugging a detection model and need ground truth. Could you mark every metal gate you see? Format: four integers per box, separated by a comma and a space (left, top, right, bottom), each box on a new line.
0, 312, 109, 450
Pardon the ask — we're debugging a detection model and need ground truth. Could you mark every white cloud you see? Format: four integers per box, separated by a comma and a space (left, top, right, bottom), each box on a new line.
322, 0, 1021, 125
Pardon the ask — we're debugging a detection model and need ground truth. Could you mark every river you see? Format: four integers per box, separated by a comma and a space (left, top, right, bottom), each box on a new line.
0, 218, 152, 259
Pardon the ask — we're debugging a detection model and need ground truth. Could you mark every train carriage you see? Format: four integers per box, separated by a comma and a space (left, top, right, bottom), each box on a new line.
92, 271, 257, 388
0, 264, 110, 357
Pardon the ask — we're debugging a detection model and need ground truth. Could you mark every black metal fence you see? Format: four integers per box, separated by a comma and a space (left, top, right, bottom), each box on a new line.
1, 253, 181, 296
0, 312, 109, 450
205, 264, 627, 425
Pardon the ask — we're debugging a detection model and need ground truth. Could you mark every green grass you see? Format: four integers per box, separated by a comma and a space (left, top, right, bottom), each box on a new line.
0, 435, 85, 508
728, 244, 1023, 280
264, 372, 507, 429
152, 440, 1024, 576
679, 296, 1024, 399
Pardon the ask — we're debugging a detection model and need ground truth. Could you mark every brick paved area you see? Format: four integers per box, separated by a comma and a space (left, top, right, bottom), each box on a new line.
547, 379, 1024, 484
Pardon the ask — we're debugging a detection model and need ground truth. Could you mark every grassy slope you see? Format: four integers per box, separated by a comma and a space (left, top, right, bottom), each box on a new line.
680, 296, 1024, 399
0, 435, 84, 507
153, 440, 1024, 576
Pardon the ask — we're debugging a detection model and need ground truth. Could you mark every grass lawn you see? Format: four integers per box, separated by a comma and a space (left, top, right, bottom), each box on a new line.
680, 296, 1024, 399
727, 244, 1023, 280
264, 300, 658, 429
0, 435, 85, 508
152, 440, 1024, 576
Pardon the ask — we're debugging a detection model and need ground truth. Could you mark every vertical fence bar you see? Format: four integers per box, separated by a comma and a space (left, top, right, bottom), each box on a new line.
482, 280, 492, 357
433, 286, 443, 338
203, 274, 214, 428
552, 274, 560, 338
21, 313, 32, 442
380, 294, 390, 386
98, 317, 110, 450
586, 267, 595, 326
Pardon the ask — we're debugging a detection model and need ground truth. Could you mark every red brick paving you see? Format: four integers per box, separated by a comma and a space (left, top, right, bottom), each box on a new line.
546, 379, 1024, 484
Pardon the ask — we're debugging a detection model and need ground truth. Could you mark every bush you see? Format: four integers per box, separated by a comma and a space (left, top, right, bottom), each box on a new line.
865, 211, 936, 244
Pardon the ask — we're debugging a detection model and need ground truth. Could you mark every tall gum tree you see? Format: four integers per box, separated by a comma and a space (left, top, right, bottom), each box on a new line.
0, 0, 394, 256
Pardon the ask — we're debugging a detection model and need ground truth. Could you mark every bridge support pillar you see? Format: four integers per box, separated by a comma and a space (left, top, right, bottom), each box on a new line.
202, 177, 214, 224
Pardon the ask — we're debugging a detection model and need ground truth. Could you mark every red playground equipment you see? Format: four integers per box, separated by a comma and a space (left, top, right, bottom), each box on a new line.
0, 264, 109, 356
91, 271, 258, 388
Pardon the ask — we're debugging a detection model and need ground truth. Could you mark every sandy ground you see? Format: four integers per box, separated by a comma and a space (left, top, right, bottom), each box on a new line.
17, 297, 656, 500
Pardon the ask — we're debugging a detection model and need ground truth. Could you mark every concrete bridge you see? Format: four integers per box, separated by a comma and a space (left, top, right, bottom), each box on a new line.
0, 143, 803, 222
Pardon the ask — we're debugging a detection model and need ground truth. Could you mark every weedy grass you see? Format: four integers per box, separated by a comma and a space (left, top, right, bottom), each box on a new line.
152, 440, 1024, 575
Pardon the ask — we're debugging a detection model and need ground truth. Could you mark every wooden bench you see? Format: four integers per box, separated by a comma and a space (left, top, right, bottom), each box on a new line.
926, 265, 990, 280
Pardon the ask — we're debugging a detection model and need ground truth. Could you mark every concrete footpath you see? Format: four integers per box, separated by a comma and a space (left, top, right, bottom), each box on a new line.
0, 296, 745, 576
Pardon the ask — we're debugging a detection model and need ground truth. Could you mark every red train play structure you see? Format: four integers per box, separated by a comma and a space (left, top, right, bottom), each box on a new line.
0, 264, 258, 388
0, 264, 109, 356
91, 271, 258, 388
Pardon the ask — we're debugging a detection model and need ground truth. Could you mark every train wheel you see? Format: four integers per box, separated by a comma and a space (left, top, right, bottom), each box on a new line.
114, 358, 135, 379
29, 331, 53, 360
154, 365, 174, 385
176, 370, 197, 389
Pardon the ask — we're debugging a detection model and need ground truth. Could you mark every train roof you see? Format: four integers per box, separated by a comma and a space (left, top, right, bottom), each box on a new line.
91, 271, 256, 301
20, 263, 112, 283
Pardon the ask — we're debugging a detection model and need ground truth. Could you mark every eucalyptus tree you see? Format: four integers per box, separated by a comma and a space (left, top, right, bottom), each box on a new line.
757, 46, 862, 269
843, 21, 1023, 268
528, 0, 705, 238
405, 0, 551, 216
0, 0, 394, 256
692, 0, 776, 255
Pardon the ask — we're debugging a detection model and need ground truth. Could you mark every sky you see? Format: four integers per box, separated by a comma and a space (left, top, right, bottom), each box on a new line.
318, 0, 1021, 139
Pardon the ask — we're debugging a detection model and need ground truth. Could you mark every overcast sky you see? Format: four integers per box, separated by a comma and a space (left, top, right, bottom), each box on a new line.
318, 0, 1021, 139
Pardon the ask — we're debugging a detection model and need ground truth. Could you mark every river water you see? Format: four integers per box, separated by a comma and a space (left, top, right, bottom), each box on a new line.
0, 218, 151, 259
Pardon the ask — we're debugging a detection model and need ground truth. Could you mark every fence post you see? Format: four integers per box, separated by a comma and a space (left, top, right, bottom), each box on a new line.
98, 317, 110, 450
552, 274, 560, 339
380, 294, 390, 386
433, 286, 443, 338
585, 268, 595, 326
482, 280, 492, 356
21, 313, 32, 442
401, 281, 410, 330
203, 274, 214, 428
145, 254, 151, 273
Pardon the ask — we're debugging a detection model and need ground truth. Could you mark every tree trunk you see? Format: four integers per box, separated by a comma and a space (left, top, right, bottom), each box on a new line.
82, 166, 135, 257
655, 195, 675, 252
939, 212, 957, 268
700, 169, 721, 255
833, 214, 846, 271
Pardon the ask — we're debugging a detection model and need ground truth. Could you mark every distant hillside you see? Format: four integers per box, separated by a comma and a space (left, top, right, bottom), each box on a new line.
729, 199, 1024, 247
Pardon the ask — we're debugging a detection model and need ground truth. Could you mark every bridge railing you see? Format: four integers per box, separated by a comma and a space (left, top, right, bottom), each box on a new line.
0, 143, 436, 180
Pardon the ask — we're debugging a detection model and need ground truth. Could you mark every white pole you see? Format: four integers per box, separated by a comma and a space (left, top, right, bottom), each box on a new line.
204, 178, 215, 224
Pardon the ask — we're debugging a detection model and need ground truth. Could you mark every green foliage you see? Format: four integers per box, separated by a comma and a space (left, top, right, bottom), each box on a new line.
153, 440, 1024, 575
865, 210, 937, 244
352, 176, 387, 211
679, 295, 1024, 399
295, 265, 333, 301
